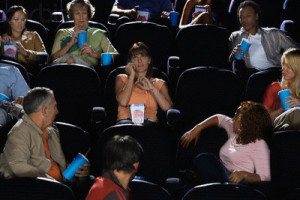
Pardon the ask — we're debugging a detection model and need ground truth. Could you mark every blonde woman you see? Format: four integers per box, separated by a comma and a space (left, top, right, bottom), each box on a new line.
263, 48, 300, 120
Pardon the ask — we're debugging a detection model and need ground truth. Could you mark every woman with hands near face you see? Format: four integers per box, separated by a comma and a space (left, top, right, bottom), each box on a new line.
179, 0, 215, 28
115, 42, 173, 125
180, 101, 273, 184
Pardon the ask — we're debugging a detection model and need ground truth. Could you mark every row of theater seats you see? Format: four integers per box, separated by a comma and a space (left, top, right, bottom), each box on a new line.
1, 123, 300, 200
0, 58, 283, 137
3, 0, 298, 35
0, 19, 232, 74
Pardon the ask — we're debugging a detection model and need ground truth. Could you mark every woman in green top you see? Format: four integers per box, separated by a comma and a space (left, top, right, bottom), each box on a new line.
51, 0, 118, 67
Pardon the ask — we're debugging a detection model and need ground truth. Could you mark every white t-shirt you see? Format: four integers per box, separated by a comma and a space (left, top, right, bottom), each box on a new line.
248, 33, 273, 70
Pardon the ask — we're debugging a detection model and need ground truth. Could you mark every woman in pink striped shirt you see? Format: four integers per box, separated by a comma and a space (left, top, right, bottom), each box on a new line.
181, 101, 273, 184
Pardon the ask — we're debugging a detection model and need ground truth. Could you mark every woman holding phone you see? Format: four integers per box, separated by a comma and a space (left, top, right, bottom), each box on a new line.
115, 42, 173, 125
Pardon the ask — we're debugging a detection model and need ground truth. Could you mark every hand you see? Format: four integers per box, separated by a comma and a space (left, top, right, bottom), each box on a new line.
66, 57, 75, 64
125, 62, 136, 78
1, 35, 11, 42
180, 126, 201, 148
135, 77, 154, 91
286, 96, 300, 107
80, 44, 95, 56
124, 6, 139, 19
13, 96, 24, 105
229, 170, 248, 183
160, 11, 169, 19
16, 42, 27, 56
232, 44, 242, 57
75, 163, 90, 178
70, 29, 80, 45
204, 5, 211, 15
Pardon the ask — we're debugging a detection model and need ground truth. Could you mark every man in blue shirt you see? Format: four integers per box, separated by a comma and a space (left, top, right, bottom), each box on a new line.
111, 0, 173, 20
0, 63, 29, 127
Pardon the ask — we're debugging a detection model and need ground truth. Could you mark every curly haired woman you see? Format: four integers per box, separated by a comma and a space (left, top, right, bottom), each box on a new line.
181, 101, 273, 184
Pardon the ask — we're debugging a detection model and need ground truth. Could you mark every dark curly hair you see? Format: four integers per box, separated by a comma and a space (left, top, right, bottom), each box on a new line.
234, 101, 273, 144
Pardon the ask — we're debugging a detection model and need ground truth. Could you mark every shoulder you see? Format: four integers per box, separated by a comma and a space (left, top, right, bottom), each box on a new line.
261, 27, 285, 35
230, 30, 243, 37
266, 81, 281, 91
88, 27, 107, 39
252, 139, 269, 150
24, 31, 39, 36
216, 114, 232, 123
56, 28, 70, 35
7, 119, 29, 139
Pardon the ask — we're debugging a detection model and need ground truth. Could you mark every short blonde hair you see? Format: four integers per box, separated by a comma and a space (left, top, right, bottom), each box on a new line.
281, 48, 300, 98
66, 0, 95, 20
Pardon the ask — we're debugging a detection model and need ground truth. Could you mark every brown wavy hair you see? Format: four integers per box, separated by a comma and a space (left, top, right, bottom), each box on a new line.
234, 101, 273, 144
128, 42, 153, 78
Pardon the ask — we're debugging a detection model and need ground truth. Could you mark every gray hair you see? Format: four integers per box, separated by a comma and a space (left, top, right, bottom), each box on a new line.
23, 87, 54, 115
66, 0, 95, 20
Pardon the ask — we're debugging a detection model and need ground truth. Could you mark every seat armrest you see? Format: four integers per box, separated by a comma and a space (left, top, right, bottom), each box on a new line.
167, 56, 180, 76
107, 13, 120, 26
166, 108, 181, 126
92, 107, 106, 123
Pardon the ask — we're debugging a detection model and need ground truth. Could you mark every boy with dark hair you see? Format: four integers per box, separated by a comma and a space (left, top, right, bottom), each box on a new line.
85, 135, 143, 200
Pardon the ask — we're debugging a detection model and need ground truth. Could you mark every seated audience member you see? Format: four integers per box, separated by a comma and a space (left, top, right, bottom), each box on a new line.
111, 0, 172, 22
0, 6, 47, 71
263, 48, 300, 118
181, 101, 273, 184
0, 63, 29, 127
263, 48, 300, 130
229, 0, 296, 86
0, 87, 89, 183
85, 135, 143, 200
179, 0, 223, 28
51, 0, 118, 67
115, 42, 173, 125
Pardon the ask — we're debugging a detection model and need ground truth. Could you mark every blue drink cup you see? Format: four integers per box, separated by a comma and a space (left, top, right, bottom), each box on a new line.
63, 153, 89, 181
0, 93, 10, 101
101, 53, 113, 67
169, 11, 179, 27
278, 89, 292, 111
78, 30, 87, 48
235, 38, 251, 60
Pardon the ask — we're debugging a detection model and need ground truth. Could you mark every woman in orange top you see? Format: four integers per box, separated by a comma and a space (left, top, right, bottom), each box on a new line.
115, 42, 173, 125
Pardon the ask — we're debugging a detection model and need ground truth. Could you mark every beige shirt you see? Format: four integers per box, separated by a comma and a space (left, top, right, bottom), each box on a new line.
0, 114, 66, 179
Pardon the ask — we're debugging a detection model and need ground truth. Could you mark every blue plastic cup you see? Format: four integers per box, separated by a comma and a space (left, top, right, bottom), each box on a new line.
235, 38, 251, 60
0, 93, 10, 101
63, 153, 89, 181
77, 30, 87, 48
101, 53, 113, 67
169, 11, 179, 27
278, 89, 292, 111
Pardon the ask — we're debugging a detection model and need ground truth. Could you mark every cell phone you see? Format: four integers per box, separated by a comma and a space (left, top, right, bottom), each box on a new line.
194, 5, 207, 14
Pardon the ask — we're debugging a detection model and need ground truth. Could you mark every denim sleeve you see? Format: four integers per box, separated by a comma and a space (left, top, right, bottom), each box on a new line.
11, 67, 29, 99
